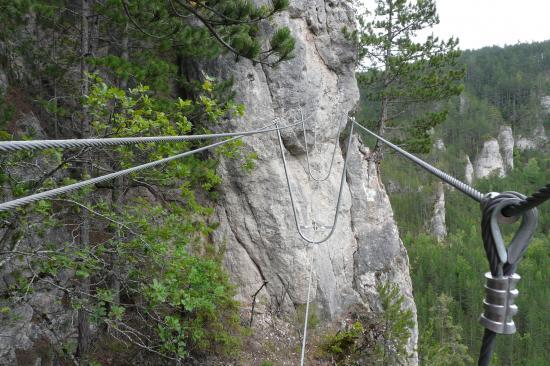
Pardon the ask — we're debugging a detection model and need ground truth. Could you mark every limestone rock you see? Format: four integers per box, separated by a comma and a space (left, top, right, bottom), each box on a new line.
516, 125, 548, 151
459, 93, 467, 114
465, 155, 474, 185
428, 181, 447, 241
433, 138, 446, 152
346, 137, 418, 359
541, 95, 550, 113
498, 125, 514, 172
474, 139, 505, 179
0, 68, 7, 93
209, 1, 418, 363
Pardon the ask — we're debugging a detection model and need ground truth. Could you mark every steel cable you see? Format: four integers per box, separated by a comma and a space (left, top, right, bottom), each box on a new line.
0, 120, 305, 153
0, 121, 302, 212
276, 120, 354, 245
301, 105, 344, 182
300, 249, 314, 366
501, 184, 550, 217
351, 118, 485, 202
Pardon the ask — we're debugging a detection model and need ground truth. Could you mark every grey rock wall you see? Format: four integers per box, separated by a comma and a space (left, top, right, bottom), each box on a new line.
516, 125, 548, 151
209, 0, 418, 362
498, 125, 514, 172
428, 181, 447, 241
474, 139, 505, 179
465, 155, 474, 185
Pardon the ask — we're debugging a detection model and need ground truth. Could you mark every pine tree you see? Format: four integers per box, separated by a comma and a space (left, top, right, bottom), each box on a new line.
352, 0, 464, 156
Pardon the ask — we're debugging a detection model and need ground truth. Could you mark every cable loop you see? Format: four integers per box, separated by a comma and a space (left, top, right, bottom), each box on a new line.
301, 106, 343, 182
275, 119, 354, 245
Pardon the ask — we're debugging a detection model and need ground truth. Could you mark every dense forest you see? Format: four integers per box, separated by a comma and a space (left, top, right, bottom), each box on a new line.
365, 41, 550, 365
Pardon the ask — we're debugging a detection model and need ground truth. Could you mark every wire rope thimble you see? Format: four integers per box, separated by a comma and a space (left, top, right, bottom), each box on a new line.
479, 192, 538, 335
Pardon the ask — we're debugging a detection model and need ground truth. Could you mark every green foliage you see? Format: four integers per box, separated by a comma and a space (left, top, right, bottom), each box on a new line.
460, 41, 550, 123
320, 283, 414, 365
420, 294, 473, 365
293, 303, 319, 332
0, 89, 14, 135
352, 0, 464, 154
370, 39, 550, 365
99, 0, 294, 65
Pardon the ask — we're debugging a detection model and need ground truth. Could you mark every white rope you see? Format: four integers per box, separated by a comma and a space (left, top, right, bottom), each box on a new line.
300, 248, 314, 366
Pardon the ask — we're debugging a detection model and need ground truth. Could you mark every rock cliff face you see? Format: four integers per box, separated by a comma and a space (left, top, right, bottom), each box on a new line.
516, 125, 548, 151
498, 125, 514, 172
464, 155, 474, 185
428, 181, 447, 241
209, 0, 418, 360
473, 139, 505, 179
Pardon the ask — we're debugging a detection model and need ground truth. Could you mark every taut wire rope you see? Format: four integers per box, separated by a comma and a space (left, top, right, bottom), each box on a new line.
351, 118, 484, 202
351, 117, 548, 366
0, 120, 304, 212
0, 118, 310, 153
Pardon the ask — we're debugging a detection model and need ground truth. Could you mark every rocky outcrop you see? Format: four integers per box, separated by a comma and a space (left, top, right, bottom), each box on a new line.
465, 155, 474, 185
209, 0, 417, 362
459, 94, 467, 114
433, 138, 445, 152
428, 181, 447, 241
541, 95, 550, 113
516, 125, 548, 151
474, 139, 505, 179
498, 125, 514, 172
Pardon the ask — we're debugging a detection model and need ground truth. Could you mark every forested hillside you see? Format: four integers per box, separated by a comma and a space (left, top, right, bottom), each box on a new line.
364, 41, 550, 365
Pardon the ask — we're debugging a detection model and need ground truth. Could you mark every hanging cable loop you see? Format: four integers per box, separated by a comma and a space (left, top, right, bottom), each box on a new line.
276, 119, 354, 245
301, 106, 343, 182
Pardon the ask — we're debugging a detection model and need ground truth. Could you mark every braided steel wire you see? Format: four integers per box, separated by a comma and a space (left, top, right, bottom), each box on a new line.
0, 137, 241, 212
351, 119, 484, 202
276, 120, 355, 245
0, 120, 305, 153
0, 121, 303, 212
502, 184, 550, 217
302, 108, 343, 182
300, 249, 314, 366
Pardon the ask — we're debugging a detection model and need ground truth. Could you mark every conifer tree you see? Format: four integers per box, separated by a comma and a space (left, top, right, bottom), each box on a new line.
352, 0, 464, 156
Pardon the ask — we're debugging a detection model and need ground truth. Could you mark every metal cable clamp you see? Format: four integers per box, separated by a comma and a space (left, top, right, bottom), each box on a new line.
479, 192, 538, 336
480, 272, 520, 334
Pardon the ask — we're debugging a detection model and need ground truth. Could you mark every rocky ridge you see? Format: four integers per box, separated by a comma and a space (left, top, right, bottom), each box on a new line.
209, 0, 418, 361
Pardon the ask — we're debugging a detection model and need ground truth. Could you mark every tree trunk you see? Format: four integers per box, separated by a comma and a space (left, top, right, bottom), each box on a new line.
373, 0, 393, 161
76, 0, 91, 360
109, 22, 129, 307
